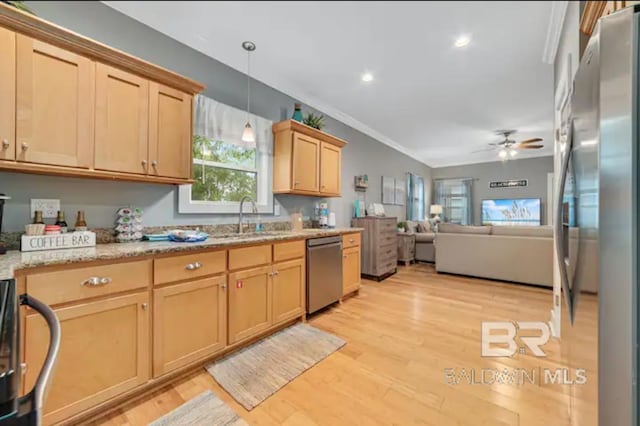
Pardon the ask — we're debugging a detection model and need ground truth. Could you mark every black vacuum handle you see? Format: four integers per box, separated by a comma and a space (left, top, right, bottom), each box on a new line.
19, 295, 60, 424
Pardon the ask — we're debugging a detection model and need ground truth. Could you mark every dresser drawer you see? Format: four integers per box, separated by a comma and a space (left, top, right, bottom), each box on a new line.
27, 259, 152, 306
376, 219, 397, 233
377, 243, 397, 263
377, 232, 397, 246
376, 258, 397, 275
154, 250, 226, 285
342, 233, 361, 249
273, 240, 305, 262
229, 244, 272, 270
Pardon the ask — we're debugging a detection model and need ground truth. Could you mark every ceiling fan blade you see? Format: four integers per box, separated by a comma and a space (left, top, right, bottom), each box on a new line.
519, 138, 543, 144
518, 144, 544, 149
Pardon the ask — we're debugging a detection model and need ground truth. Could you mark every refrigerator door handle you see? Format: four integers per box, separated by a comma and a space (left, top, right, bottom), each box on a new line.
553, 119, 575, 324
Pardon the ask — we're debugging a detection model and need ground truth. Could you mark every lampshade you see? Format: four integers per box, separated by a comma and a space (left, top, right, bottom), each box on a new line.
241, 122, 255, 143
430, 204, 443, 214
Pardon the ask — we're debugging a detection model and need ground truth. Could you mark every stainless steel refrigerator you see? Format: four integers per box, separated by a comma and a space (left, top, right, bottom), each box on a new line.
555, 5, 638, 425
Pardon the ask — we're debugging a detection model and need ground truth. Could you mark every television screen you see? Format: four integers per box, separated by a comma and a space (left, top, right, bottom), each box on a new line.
481, 198, 541, 226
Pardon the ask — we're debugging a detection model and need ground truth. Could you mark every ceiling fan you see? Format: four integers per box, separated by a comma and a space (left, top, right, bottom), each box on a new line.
473, 130, 544, 159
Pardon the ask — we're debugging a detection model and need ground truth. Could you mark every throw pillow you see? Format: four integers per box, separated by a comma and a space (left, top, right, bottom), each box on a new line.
416, 223, 428, 233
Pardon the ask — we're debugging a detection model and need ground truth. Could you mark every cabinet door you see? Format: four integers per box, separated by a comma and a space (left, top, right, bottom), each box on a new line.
0, 28, 15, 161
342, 246, 361, 296
153, 276, 227, 377
149, 82, 192, 179
292, 132, 320, 192
16, 35, 94, 168
228, 265, 272, 344
95, 63, 148, 174
320, 142, 341, 195
272, 258, 305, 325
24, 292, 150, 425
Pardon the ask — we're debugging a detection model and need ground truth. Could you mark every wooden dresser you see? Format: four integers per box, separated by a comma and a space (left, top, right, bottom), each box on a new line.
351, 217, 397, 280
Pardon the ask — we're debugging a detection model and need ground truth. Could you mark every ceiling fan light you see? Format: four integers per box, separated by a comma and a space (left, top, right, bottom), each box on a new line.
509, 149, 517, 157
241, 122, 255, 143
498, 149, 507, 159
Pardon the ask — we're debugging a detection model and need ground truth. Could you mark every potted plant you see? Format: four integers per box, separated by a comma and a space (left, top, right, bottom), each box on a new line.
397, 221, 407, 233
303, 112, 325, 130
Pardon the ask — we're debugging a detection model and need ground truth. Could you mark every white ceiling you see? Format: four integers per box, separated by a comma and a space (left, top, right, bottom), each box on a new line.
104, 1, 554, 168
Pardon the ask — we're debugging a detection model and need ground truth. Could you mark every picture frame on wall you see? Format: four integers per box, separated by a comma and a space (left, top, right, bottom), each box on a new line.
382, 176, 395, 205
394, 179, 405, 205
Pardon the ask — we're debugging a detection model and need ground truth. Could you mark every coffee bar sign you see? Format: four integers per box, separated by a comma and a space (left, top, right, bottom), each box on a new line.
21, 231, 96, 252
489, 179, 528, 189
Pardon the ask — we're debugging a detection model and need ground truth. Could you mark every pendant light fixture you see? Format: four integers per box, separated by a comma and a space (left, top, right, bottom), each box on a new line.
241, 41, 256, 143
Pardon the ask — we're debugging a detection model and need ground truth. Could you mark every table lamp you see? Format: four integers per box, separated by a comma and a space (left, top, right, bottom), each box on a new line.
430, 204, 443, 222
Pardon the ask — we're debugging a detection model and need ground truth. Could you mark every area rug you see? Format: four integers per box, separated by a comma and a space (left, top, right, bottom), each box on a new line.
206, 323, 346, 410
149, 390, 247, 426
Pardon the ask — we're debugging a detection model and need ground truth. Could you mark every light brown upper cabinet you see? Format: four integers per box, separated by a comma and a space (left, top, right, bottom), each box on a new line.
95, 63, 149, 175
320, 141, 341, 195
273, 120, 346, 197
0, 3, 204, 183
292, 132, 320, 193
0, 28, 15, 161
149, 82, 192, 179
16, 35, 94, 168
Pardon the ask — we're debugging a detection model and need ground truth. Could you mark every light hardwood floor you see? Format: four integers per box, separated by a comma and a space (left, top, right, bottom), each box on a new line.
93, 263, 597, 426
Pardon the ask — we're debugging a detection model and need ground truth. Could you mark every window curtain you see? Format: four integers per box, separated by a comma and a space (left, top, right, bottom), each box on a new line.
193, 94, 272, 155
433, 178, 473, 225
406, 173, 425, 221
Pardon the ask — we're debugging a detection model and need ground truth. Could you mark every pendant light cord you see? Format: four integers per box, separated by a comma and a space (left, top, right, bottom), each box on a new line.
247, 48, 251, 120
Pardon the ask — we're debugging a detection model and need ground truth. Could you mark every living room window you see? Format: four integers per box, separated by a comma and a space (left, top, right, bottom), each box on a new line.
433, 178, 472, 225
178, 95, 273, 214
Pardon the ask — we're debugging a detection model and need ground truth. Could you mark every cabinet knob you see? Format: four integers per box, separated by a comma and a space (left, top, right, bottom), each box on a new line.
349, 238, 355, 243
221, 284, 227, 290
141, 160, 147, 167
82, 276, 110, 286
343, 255, 348, 258
294, 181, 300, 186
194, 261, 202, 269
21, 142, 28, 152
152, 160, 158, 167
1, 139, 8, 149
141, 303, 148, 310
20, 363, 27, 375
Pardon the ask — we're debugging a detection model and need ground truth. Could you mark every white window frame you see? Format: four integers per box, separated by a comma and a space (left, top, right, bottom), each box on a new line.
178, 96, 274, 214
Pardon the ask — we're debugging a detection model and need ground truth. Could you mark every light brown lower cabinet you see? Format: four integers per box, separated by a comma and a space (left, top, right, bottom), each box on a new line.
342, 246, 361, 296
153, 276, 227, 377
25, 291, 150, 425
228, 265, 273, 345
272, 258, 305, 325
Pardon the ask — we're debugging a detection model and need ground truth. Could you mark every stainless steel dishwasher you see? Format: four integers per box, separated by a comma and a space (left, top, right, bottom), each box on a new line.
306, 236, 343, 314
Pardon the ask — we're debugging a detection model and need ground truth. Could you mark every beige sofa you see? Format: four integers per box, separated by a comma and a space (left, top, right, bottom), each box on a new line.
435, 224, 554, 287
405, 220, 436, 262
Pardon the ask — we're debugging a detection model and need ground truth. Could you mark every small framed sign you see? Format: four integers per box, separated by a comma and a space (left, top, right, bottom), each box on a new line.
489, 179, 528, 189
21, 231, 96, 252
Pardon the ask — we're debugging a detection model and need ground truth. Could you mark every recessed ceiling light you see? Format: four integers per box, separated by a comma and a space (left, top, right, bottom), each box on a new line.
361, 72, 374, 82
454, 35, 471, 48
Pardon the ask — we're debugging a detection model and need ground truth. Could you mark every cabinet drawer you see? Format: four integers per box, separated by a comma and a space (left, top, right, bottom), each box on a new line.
229, 244, 272, 270
26, 260, 151, 306
378, 232, 397, 246
376, 219, 397, 232
154, 250, 226, 285
377, 258, 397, 275
273, 240, 305, 262
342, 233, 361, 249
377, 243, 397, 263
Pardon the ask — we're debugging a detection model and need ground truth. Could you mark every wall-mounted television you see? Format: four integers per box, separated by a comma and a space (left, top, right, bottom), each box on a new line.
481, 198, 541, 226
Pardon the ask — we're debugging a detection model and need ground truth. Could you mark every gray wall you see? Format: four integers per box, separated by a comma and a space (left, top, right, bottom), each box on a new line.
431, 156, 554, 225
1, 1, 431, 232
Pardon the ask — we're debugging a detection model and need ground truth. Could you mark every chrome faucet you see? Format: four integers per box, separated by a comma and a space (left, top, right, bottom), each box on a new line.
238, 195, 258, 234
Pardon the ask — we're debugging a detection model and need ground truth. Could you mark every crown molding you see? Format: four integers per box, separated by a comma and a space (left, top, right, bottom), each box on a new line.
542, 0, 569, 64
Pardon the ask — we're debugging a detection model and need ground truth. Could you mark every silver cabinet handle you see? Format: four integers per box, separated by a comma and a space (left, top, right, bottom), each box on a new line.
151, 160, 158, 167
141, 303, 148, 310
273, 271, 279, 276
1, 139, 8, 149
141, 160, 147, 166
349, 238, 355, 243
185, 262, 202, 271
81, 277, 111, 286
21, 142, 28, 152
221, 284, 227, 290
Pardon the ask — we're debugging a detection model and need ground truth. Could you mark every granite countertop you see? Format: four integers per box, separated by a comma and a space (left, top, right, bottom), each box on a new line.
0, 228, 363, 280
